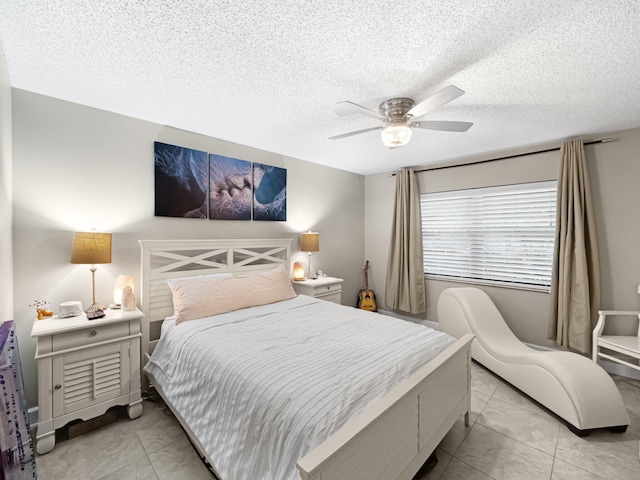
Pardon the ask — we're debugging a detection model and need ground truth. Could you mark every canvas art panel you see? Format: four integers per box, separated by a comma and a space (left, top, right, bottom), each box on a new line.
209, 154, 252, 220
253, 163, 287, 221
154, 142, 208, 218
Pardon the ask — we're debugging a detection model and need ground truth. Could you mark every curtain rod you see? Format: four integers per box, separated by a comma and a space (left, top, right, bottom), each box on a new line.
390, 138, 613, 176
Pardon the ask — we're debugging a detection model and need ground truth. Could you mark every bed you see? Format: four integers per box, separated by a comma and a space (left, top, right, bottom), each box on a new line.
139, 239, 473, 480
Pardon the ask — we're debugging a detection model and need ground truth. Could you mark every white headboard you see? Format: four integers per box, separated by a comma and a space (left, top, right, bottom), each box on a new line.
138, 238, 292, 366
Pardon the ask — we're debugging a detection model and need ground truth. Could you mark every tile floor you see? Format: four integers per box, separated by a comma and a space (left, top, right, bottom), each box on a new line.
34, 362, 640, 480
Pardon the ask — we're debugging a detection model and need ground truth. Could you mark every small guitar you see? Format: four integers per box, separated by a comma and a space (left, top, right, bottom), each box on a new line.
357, 260, 377, 312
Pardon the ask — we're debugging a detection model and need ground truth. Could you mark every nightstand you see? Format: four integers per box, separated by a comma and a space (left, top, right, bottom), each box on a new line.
292, 277, 343, 304
30, 308, 144, 454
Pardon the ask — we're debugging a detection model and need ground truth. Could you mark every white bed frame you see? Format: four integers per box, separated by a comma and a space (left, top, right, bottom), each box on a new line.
139, 238, 474, 480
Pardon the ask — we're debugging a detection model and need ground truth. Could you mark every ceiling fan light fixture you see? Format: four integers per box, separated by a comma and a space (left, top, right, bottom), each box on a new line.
381, 123, 412, 148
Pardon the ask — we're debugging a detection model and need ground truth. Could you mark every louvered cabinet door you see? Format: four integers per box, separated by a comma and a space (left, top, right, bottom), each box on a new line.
31, 309, 144, 454
51, 341, 130, 417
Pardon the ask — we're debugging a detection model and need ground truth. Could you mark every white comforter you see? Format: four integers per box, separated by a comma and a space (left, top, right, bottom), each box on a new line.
144, 295, 454, 480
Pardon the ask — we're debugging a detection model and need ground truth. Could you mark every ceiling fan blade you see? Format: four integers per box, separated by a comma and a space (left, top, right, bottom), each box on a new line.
334, 101, 382, 119
411, 120, 473, 132
404, 85, 465, 121
329, 126, 383, 140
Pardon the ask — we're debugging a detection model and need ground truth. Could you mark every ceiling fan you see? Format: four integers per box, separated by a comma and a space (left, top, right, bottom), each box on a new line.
329, 85, 473, 148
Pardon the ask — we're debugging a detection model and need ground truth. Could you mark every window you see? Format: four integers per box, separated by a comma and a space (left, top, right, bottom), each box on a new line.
420, 181, 557, 290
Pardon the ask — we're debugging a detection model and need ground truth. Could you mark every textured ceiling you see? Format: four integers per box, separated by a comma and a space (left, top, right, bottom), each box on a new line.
1, 1, 640, 175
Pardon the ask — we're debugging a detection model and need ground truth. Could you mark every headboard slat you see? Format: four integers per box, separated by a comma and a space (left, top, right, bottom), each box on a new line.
139, 238, 292, 376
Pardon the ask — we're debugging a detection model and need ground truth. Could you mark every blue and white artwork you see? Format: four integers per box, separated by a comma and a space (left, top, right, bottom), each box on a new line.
154, 142, 208, 218
253, 163, 287, 221
209, 154, 252, 220
154, 143, 287, 222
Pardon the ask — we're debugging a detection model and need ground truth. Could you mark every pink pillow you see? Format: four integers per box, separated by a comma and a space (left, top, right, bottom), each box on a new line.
169, 265, 296, 324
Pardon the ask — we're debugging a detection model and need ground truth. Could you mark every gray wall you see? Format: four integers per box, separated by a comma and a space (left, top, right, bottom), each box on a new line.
10, 85, 640, 408
12, 90, 365, 408
0, 43, 13, 324
365, 131, 640, 348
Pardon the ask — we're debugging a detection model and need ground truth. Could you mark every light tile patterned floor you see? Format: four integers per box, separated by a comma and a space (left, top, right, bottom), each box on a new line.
35, 362, 640, 480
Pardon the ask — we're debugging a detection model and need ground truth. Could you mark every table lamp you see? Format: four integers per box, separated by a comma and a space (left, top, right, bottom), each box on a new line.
70, 231, 112, 311
292, 261, 305, 281
300, 231, 319, 279
112, 274, 134, 308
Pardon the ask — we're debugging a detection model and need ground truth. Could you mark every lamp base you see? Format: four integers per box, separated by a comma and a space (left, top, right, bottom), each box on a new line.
86, 303, 107, 313
87, 267, 107, 313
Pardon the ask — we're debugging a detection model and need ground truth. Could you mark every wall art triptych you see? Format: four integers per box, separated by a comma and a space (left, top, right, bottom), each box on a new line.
154, 142, 287, 221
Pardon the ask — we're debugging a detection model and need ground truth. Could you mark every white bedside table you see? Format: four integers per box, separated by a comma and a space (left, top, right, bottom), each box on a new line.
31, 308, 144, 454
292, 277, 343, 304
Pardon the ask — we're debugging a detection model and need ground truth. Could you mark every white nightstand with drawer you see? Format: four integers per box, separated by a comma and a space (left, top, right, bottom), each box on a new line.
292, 277, 343, 304
31, 308, 144, 454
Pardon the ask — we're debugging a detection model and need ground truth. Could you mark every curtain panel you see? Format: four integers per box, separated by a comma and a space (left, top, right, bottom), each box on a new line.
385, 169, 426, 314
548, 139, 601, 353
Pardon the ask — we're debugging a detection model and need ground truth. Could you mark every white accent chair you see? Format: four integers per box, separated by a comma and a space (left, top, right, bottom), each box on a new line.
438, 287, 629, 435
593, 310, 640, 372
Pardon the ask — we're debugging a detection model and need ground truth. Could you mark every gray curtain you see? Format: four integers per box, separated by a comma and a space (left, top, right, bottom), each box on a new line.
385, 169, 426, 314
548, 139, 600, 353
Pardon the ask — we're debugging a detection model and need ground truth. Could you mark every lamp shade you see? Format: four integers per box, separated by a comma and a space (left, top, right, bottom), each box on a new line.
70, 232, 112, 265
300, 232, 319, 252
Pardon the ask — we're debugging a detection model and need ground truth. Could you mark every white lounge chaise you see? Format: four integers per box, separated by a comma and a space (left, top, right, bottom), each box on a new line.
437, 287, 629, 435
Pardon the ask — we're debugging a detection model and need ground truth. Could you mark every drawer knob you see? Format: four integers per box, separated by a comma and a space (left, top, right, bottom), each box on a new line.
90, 330, 97, 337
54, 384, 61, 390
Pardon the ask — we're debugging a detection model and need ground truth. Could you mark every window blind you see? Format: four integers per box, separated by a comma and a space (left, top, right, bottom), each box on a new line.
420, 181, 557, 290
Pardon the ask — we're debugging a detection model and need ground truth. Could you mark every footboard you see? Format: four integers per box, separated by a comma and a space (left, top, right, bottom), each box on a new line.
296, 333, 474, 480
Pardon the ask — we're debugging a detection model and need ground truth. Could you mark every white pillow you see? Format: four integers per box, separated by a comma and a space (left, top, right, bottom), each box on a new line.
167, 273, 232, 316
168, 265, 296, 324
167, 272, 232, 289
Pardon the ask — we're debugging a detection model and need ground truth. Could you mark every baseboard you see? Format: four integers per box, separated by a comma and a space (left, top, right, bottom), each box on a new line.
67, 410, 119, 439
377, 309, 439, 330
28, 406, 38, 440
521, 345, 640, 380
523, 342, 555, 351
597, 359, 640, 381
378, 309, 640, 381
28, 406, 38, 428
